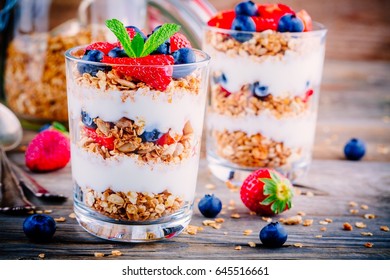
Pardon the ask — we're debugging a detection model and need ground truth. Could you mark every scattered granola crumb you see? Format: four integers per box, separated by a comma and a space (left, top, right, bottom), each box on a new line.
306, 191, 314, 197
243, 229, 253, 236
350, 209, 359, 214
355, 222, 367, 229
223, 232, 228, 235
361, 232, 373, 236
320, 227, 327, 232
363, 214, 376, 219
203, 220, 221, 229
278, 218, 285, 223
146, 232, 156, 239
227, 206, 236, 210
380, 226, 389, 232
315, 235, 322, 238
248, 242, 256, 248
324, 218, 333, 223
294, 243, 303, 248
234, 245, 242, 250
249, 211, 257, 216
54, 217, 66, 222
343, 223, 353, 231
229, 199, 236, 206
319, 220, 328, 225
297, 211, 306, 216
205, 183, 216, 190
94, 252, 104, 257
360, 204, 369, 210
35, 210, 43, 214
68, 213, 76, 219
349, 201, 358, 207
231, 213, 241, 219
111, 250, 122, 256
282, 215, 302, 225
221, 211, 227, 215
303, 219, 313, 226
38, 253, 45, 259
27, 210, 35, 215
261, 216, 272, 223
215, 218, 225, 223
226, 181, 239, 192
43, 210, 52, 214
364, 242, 373, 248
184, 225, 201, 235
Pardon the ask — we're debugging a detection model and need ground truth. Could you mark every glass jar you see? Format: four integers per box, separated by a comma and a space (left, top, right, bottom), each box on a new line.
3, 0, 146, 126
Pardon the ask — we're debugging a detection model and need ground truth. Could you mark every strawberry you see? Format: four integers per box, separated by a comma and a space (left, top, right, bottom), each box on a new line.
86, 42, 116, 55
83, 127, 115, 150
156, 131, 177, 146
25, 130, 70, 172
102, 55, 174, 91
240, 169, 293, 216
170, 33, 192, 52
207, 10, 236, 29
252, 17, 277, 32
302, 89, 314, 103
296, 9, 313, 31
257, 3, 295, 21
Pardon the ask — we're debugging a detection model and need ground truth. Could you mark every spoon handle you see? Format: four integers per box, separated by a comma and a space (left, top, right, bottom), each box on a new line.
10, 162, 67, 201
0, 147, 35, 212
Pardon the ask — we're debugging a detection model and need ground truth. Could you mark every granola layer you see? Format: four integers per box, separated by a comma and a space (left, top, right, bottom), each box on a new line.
84, 188, 184, 221
79, 117, 195, 163
212, 130, 297, 168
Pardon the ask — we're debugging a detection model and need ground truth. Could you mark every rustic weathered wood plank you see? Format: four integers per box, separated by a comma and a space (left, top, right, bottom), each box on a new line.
0, 158, 389, 260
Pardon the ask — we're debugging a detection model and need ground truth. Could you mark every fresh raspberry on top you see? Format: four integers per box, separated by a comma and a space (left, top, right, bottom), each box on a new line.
25, 130, 70, 172
170, 33, 192, 53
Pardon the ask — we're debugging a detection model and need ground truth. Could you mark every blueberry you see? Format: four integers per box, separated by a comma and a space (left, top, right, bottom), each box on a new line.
259, 222, 288, 248
172, 48, 196, 78
198, 194, 222, 218
252, 81, 269, 99
344, 138, 366, 161
77, 50, 111, 77
81, 110, 97, 129
213, 72, 228, 85
235, 1, 259, 16
152, 40, 170, 55
277, 13, 304, 32
23, 214, 56, 242
38, 123, 52, 132
108, 47, 128, 58
231, 15, 256, 42
140, 129, 163, 142
125, 25, 147, 40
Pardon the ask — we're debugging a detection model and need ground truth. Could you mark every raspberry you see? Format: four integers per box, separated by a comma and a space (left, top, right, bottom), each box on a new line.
25, 130, 70, 172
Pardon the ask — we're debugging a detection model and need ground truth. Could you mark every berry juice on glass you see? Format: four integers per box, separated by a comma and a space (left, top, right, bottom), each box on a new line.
203, 1, 327, 182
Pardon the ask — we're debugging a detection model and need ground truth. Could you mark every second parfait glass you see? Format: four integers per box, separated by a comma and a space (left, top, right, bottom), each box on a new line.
203, 24, 327, 182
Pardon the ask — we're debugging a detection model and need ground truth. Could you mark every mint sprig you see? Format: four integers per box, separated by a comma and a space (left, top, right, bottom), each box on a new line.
105, 19, 136, 58
105, 19, 180, 58
141, 23, 180, 56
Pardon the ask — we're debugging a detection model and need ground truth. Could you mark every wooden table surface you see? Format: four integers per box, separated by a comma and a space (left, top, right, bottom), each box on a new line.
0, 59, 389, 260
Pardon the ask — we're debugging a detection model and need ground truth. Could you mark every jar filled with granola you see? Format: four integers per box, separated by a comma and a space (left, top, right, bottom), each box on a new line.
4, 0, 146, 126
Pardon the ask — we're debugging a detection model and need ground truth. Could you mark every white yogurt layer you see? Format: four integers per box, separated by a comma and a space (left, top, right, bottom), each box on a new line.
67, 83, 206, 135
203, 42, 325, 95
207, 111, 317, 148
71, 144, 200, 201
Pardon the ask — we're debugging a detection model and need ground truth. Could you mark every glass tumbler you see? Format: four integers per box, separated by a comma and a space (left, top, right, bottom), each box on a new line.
203, 24, 327, 182
65, 47, 210, 242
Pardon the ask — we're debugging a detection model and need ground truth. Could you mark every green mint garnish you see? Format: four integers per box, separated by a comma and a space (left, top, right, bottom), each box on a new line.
131, 33, 145, 57
141, 23, 180, 56
105, 19, 180, 58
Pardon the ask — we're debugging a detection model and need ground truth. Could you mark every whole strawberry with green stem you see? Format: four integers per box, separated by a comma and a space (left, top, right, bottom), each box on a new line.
240, 169, 293, 216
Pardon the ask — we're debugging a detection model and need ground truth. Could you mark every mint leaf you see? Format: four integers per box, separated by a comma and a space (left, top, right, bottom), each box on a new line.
141, 23, 180, 57
105, 19, 136, 58
131, 33, 145, 57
